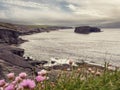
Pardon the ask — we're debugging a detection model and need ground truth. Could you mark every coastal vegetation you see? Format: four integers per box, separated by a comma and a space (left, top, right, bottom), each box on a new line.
0, 62, 120, 90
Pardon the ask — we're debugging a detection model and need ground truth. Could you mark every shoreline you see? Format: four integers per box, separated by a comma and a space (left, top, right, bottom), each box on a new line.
0, 22, 114, 79
0, 23, 74, 78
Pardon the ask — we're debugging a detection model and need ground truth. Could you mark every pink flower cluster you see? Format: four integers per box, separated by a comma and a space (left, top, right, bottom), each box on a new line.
0, 69, 48, 90
20, 79, 35, 89
36, 69, 47, 82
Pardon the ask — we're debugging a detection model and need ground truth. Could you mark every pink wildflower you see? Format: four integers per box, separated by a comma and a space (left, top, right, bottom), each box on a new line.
95, 71, 101, 76
7, 73, 15, 80
16, 85, 23, 90
11, 81, 17, 86
77, 68, 81, 71
19, 72, 27, 79
20, 79, 36, 89
91, 70, 95, 74
0, 79, 6, 87
35, 75, 46, 82
88, 68, 92, 72
15, 76, 22, 83
38, 69, 47, 76
5, 84, 15, 90
4, 83, 9, 88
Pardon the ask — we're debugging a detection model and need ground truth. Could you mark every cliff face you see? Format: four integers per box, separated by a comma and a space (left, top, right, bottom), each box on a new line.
74, 26, 101, 34
0, 28, 34, 78
0, 29, 19, 44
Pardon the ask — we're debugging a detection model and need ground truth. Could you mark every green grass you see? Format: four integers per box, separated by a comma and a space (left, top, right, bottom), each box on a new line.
34, 66, 120, 90
27, 25, 52, 28
2, 63, 120, 90
0, 22, 54, 30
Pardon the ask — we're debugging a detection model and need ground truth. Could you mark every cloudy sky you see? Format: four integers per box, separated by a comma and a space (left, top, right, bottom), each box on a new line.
0, 0, 120, 26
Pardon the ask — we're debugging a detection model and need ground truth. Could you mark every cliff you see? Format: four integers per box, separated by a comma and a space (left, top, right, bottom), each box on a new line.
0, 29, 20, 44
0, 22, 72, 35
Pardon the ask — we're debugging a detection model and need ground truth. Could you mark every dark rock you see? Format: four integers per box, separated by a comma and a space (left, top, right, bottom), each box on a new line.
30, 60, 48, 66
11, 49, 24, 57
25, 57, 33, 61
0, 49, 32, 68
0, 65, 5, 79
0, 59, 36, 79
0, 29, 19, 44
0, 44, 24, 57
50, 64, 70, 70
75, 62, 86, 66
74, 26, 101, 34
51, 61, 56, 64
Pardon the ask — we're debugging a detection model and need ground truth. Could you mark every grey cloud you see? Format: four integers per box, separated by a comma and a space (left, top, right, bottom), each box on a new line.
0, 0, 120, 27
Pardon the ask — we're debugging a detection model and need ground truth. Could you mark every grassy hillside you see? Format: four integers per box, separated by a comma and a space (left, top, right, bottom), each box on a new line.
0, 22, 52, 30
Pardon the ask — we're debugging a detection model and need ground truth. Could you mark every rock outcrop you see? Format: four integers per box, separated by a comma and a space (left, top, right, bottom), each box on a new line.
0, 44, 39, 78
29, 60, 48, 66
0, 44, 24, 56
0, 45, 32, 68
74, 26, 101, 34
0, 29, 20, 44
0, 58, 33, 79
0, 29, 21, 44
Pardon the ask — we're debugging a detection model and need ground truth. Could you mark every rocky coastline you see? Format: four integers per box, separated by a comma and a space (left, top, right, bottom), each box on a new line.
0, 23, 106, 79
0, 22, 73, 78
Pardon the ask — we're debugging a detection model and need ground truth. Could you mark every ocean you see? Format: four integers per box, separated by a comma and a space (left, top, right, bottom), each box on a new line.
19, 28, 120, 66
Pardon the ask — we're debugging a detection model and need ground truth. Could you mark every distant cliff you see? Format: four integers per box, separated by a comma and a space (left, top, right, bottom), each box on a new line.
74, 26, 101, 34
0, 22, 72, 35
0, 22, 72, 44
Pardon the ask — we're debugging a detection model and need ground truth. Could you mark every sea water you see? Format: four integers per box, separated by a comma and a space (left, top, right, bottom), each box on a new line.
19, 28, 120, 66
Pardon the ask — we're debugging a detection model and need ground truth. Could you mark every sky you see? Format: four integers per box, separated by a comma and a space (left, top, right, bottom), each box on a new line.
0, 0, 120, 27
